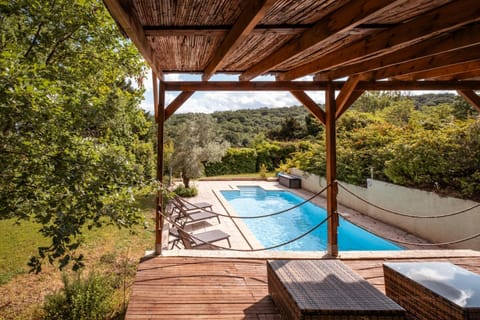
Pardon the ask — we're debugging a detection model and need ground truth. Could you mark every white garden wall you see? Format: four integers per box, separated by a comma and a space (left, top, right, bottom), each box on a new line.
290, 168, 480, 250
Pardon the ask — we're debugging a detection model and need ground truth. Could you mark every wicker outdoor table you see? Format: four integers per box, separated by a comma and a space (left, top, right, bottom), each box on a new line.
383, 262, 480, 320
267, 260, 406, 320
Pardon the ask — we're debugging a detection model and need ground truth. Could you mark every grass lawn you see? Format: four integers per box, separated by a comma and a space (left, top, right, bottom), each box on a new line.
0, 194, 156, 320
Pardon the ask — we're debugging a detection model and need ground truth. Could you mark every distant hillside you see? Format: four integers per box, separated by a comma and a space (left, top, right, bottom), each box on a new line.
165, 105, 311, 146
165, 93, 460, 146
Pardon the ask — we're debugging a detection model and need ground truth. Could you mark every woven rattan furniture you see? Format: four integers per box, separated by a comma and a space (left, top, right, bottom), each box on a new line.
267, 260, 406, 320
384, 262, 480, 320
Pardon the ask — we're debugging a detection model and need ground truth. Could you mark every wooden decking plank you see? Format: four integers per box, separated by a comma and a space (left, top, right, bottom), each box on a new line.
126, 255, 480, 319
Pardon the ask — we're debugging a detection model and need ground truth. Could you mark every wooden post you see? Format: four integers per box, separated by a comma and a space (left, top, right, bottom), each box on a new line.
155, 79, 165, 255
325, 82, 339, 256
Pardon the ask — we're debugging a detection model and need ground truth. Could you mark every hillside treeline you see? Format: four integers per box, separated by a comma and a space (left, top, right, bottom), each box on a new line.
166, 92, 480, 200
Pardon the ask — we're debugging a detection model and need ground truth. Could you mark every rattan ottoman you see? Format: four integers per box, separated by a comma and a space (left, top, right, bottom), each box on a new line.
383, 262, 480, 320
267, 260, 406, 320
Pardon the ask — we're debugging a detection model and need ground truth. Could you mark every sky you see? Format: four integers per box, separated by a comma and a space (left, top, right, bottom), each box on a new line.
140, 71, 325, 114
139, 70, 453, 115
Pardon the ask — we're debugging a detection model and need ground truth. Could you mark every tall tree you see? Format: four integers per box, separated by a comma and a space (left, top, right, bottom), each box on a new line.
0, 0, 153, 271
169, 114, 229, 188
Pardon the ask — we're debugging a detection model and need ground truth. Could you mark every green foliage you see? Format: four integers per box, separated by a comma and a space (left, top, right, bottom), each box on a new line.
254, 140, 298, 171
167, 114, 229, 188
173, 185, 199, 198
166, 106, 311, 147
204, 147, 257, 176
41, 272, 115, 320
385, 120, 480, 197
267, 116, 306, 141
0, 0, 154, 270
289, 96, 480, 199
352, 91, 405, 112
259, 164, 268, 178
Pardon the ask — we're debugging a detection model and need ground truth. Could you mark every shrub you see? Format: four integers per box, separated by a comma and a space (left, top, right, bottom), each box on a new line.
204, 147, 257, 176
173, 185, 198, 197
42, 272, 115, 320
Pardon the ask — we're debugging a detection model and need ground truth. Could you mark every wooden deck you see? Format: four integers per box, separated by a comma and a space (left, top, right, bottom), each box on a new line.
126, 252, 480, 319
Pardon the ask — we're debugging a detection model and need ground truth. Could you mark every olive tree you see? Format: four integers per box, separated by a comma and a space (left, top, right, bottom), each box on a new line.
169, 114, 229, 188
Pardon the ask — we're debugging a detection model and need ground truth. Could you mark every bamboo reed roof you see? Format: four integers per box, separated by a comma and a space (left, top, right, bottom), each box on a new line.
104, 0, 480, 83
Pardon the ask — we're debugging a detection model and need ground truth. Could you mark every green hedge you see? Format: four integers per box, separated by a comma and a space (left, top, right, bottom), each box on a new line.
205, 148, 257, 176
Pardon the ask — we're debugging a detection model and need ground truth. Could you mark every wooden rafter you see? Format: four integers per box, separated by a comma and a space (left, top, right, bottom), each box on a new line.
314, 23, 480, 81
279, 0, 480, 80
433, 69, 480, 81
164, 91, 194, 120
240, 0, 402, 81
290, 91, 325, 125
162, 81, 480, 92
143, 24, 313, 37
372, 45, 480, 80
457, 90, 480, 113
103, 0, 163, 78
338, 90, 364, 119
394, 61, 480, 81
202, 0, 277, 81
335, 75, 361, 119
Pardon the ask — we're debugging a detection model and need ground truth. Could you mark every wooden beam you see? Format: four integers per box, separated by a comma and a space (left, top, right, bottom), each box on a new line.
279, 0, 480, 80
458, 90, 480, 113
239, 0, 400, 81
103, 0, 163, 78
433, 69, 480, 81
155, 80, 165, 255
325, 82, 338, 257
290, 91, 325, 125
143, 24, 312, 37
337, 90, 364, 120
202, 0, 277, 81
394, 61, 480, 81
314, 22, 480, 81
164, 91, 194, 120
163, 80, 480, 92
373, 45, 480, 80
335, 75, 361, 119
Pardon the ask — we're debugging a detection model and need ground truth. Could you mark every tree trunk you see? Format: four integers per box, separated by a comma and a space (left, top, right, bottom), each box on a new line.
182, 175, 190, 188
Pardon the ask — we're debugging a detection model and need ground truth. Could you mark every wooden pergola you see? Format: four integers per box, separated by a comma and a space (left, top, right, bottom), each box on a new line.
104, 0, 480, 257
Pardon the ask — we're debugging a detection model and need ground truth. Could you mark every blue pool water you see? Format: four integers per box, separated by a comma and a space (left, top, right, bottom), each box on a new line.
221, 186, 402, 251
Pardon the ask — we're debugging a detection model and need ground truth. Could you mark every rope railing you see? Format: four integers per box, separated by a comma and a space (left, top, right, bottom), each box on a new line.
337, 182, 480, 219
176, 184, 330, 219
379, 231, 480, 247
161, 209, 331, 252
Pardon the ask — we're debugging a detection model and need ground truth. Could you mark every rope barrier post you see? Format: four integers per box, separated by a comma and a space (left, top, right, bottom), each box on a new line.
155, 78, 165, 255
326, 82, 339, 257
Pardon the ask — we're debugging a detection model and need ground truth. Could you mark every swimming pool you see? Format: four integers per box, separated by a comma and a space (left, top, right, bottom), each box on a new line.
220, 186, 402, 251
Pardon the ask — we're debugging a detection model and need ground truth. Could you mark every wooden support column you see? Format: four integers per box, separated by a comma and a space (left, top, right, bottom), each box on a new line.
155, 80, 165, 255
152, 71, 159, 123
325, 82, 338, 257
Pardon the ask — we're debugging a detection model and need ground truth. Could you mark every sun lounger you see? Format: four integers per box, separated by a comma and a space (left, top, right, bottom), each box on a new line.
174, 196, 213, 212
175, 227, 231, 249
171, 197, 220, 224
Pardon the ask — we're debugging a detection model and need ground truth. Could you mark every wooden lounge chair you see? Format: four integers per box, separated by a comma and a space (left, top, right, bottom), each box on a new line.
172, 198, 220, 225
175, 227, 231, 249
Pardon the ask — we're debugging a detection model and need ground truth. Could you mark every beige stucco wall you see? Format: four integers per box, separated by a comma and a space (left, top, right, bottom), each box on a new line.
290, 168, 480, 250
